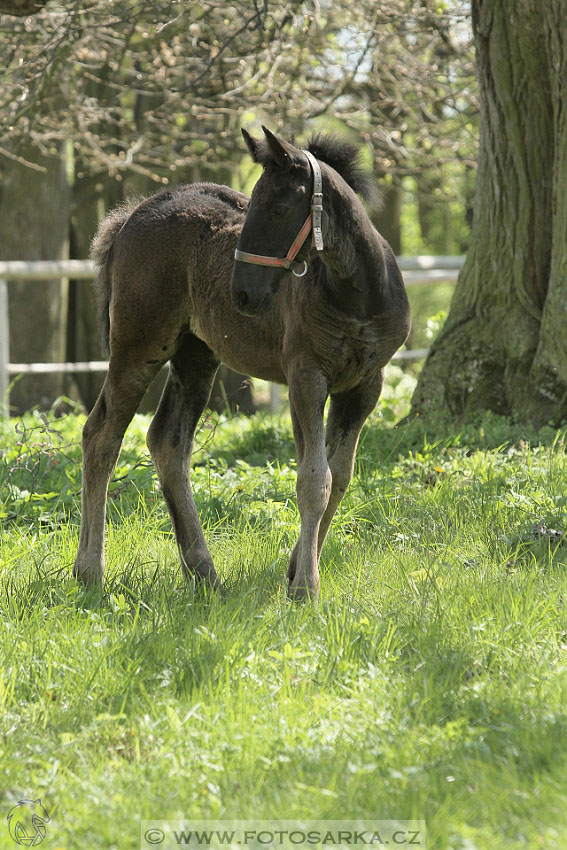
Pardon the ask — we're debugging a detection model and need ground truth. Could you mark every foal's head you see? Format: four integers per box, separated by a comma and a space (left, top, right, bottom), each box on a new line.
231, 127, 320, 316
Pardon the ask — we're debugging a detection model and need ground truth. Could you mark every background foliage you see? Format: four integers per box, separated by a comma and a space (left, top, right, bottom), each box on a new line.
1, 0, 476, 250
0, 0, 477, 412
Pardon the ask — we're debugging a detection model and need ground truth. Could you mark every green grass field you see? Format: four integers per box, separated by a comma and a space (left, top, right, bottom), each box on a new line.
1, 369, 567, 850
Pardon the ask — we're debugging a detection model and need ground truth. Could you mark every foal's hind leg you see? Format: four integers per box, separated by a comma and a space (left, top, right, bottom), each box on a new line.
73, 358, 162, 586
317, 375, 384, 553
146, 334, 220, 585
288, 373, 383, 591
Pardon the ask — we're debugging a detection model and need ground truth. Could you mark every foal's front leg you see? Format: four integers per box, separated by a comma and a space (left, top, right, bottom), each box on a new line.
287, 376, 384, 592
287, 370, 331, 600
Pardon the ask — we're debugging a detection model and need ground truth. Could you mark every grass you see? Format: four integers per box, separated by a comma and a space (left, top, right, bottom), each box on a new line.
1, 375, 567, 850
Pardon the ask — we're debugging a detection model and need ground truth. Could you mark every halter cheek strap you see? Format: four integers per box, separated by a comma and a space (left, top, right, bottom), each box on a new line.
304, 149, 324, 252
234, 149, 324, 277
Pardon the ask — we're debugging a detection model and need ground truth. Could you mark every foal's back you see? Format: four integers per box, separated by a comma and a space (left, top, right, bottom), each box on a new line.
99, 183, 287, 382
101, 184, 244, 349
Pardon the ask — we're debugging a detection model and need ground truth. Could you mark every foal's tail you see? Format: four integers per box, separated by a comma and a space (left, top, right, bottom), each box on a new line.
90, 200, 137, 356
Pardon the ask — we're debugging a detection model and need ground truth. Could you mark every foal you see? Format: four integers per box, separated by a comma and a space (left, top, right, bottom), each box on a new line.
73, 127, 410, 599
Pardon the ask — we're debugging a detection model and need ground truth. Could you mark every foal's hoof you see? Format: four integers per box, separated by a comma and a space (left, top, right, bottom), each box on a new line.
72, 556, 105, 588
184, 563, 222, 594
195, 575, 224, 596
287, 580, 320, 603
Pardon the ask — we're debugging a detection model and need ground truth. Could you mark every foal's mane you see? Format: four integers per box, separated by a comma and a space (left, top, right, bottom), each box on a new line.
252, 129, 376, 204
306, 134, 373, 201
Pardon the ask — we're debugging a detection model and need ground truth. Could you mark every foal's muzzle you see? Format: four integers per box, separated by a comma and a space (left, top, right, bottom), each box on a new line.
232, 282, 272, 317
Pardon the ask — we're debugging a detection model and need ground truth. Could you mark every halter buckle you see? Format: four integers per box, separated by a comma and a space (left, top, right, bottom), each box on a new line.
312, 192, 323, 211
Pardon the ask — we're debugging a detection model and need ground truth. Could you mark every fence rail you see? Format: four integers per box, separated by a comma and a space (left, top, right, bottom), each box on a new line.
0, 256, 464, 413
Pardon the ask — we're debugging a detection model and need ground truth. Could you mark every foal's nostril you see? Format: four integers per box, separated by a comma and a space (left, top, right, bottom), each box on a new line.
235, 289, 249, 309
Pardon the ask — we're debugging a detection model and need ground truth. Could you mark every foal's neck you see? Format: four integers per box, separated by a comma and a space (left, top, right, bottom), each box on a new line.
318, 186, 387, 319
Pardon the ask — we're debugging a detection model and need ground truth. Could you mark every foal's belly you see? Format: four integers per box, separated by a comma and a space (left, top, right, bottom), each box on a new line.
190, 313, 287, 385
189, 296, 399, 394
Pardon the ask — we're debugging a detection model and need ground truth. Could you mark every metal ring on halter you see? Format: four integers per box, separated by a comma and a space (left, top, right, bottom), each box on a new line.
292, 260, 308, 278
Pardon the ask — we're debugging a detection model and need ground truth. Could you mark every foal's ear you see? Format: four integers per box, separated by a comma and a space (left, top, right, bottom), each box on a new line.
262, 126, 295, 170
242, 128, 261, 162
241, 126, 295, 170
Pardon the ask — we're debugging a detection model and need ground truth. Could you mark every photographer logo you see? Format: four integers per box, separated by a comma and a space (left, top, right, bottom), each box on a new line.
6, 799, 50, 846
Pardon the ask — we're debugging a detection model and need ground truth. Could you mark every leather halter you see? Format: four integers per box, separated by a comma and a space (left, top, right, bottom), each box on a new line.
234, 150, 324, 278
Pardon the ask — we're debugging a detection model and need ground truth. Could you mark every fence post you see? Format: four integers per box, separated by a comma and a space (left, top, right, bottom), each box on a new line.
0, 279, 8, 417
269, 383, 281, 413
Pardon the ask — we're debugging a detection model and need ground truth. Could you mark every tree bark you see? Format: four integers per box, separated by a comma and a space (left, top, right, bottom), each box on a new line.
0, 144, 70, 413
411, 0, 567, 427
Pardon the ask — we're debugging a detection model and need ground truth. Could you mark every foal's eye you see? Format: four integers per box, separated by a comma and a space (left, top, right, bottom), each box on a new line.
273, 204, 289, 217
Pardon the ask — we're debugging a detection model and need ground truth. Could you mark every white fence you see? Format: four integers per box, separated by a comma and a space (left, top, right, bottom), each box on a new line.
0, 256, 464, 413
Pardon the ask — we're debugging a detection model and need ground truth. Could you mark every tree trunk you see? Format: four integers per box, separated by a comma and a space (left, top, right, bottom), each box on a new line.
0, 144, 70, 413
373, 180, 402, 256
68, 176, 120, 410
411, 0, 567, 427
0, 0, 47, 14
416, 173, 454, 255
